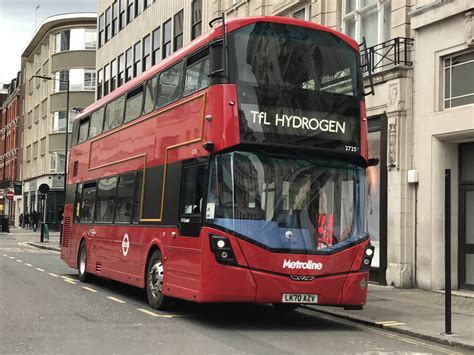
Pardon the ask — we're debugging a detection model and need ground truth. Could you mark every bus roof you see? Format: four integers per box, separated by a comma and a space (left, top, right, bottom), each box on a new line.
75, 16, 359, 122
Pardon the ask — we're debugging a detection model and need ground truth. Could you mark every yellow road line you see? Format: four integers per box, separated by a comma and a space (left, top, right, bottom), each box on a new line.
64, 279, 77, 285
82, 287, 98, 293
25, 263, 33, 267
107, 296, 126, 304
137, 308, 174, 318
35, 267, 45, 272
304, 310, 461, 355
49, 273, 59, 277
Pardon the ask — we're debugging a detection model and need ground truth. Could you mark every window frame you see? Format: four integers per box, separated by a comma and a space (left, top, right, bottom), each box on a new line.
444, 50, 474, 109
183, 48, 210, 97
94, 176, 119, 224
173, 10, 184, 52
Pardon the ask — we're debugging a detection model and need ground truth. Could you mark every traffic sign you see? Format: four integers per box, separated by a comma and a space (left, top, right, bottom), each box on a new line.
6, 190, 14, 200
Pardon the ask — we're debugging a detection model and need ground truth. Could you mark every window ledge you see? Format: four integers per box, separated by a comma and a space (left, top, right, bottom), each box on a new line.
225, 0, 248, 14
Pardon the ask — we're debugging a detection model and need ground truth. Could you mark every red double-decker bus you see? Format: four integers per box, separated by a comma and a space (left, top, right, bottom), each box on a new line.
61, 16, 375, 310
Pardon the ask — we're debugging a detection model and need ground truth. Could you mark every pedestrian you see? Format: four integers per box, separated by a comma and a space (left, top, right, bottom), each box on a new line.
24, 212, 30, 229
32, 210, 39, 232
19, 213, 23, 228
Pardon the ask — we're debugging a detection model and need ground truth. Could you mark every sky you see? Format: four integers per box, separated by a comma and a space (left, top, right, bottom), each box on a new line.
0, 0, 97, 84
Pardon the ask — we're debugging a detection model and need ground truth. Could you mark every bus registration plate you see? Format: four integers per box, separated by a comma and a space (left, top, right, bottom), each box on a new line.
282, 293, 318, 304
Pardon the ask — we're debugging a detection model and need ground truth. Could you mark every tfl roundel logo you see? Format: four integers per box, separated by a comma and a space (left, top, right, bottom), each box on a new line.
122, 234, 130, 256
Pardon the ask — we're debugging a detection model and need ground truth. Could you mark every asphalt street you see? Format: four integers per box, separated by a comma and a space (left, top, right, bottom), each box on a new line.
0, 234, 466, 354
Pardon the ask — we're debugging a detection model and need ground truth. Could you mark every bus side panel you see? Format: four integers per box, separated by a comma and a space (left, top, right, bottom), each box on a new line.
162, 227, 202, 300
341, 271, 368, 306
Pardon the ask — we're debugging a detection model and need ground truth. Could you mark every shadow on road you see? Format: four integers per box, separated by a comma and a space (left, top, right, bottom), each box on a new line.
64, 271, 352, 331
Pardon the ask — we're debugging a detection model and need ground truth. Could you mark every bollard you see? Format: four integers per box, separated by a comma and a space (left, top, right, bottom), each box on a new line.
44, 223, 49, 242
40, 222, 45, 243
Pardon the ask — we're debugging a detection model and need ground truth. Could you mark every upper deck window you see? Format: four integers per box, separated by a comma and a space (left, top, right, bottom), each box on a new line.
183, 51, 210, 96
229, 22, 360, 97
124, 85, 144, 123
104, 95, 125, 132
156, 62, 183, 108
78, 117, 90, 143
89, 107, 105, 139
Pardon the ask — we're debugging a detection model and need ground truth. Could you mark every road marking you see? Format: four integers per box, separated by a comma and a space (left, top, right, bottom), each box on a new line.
137, 308, 174, 318
25, 263, 33, 267
16, 259, 23, 263
2, 254, 7, 257
49, 273, 59, 277
49, 250, 60, 255
9, 256, 15, 259
35, 267, 45, 272
375, 320, 406, 326
107, 296, 126, 304
82, 287, 98, 293
302, 309, 461, 355
64, 279, 77, 285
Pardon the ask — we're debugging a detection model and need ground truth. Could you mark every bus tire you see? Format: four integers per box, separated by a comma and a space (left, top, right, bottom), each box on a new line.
77, 241, 90, 283
146, 250, 173, 310
272, 303, 299, 312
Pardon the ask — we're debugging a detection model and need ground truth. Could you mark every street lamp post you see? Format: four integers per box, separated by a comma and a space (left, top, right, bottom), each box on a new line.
32, 75, 70, 238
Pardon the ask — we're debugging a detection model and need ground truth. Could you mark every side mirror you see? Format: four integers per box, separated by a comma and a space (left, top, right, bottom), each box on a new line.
368, 158, 379, 167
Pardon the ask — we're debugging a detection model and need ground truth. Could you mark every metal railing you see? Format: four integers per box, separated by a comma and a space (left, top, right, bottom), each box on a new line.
361, 37, 414, 74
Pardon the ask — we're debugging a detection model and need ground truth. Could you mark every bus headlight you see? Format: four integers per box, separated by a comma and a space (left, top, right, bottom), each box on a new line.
360, 245, 375, 271
210, 235, 236, 265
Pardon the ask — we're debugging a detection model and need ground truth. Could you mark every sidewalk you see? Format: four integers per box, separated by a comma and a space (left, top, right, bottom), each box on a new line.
3, 227, 61, 252
309, 284, 474, 350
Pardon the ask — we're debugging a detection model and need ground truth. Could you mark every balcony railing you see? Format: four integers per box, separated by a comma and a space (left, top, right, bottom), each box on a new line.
361, 37, 414, 74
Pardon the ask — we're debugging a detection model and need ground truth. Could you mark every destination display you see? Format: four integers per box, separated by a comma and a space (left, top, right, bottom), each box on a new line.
238, 103, 361, 153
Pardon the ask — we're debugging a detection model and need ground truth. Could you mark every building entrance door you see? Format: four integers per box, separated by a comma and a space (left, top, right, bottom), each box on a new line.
459, 142, 474, 290
460, 185, 474, 290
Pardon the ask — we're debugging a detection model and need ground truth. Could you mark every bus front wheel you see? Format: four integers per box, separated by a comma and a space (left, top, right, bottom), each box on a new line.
77, 241, 90, 282
146, 250, 173, 310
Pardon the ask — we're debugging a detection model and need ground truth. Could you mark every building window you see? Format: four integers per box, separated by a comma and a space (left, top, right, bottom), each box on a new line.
152, 26, 161, 65
52, 111, 75, 133
97, 68, 103, 99
53, 70, 69, 92
55, 28, 97, 52
144, 0, 151, 10
105, 6, 112, 42
125, 47, 133, 82
444, 51, 474, 109
85, 29, 97, 49
103, 63, 110, 96
99, 14, 105, 47
112, 1, 119, 36
163, 19, 172, 59
110, 58, 117, 92
191, 0, 202, 40
50, 152, 66, 173
134, 41, 142, 77
143, 35, 151, 71
127, 0, 134, 23
119, 0, 126, 30
84, 70, 96, 90
342, 0, 391, 48
173, 10, 184, 52
54, 69, 95, 92
118, 53, 125, 87
135, 0, 143, 17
